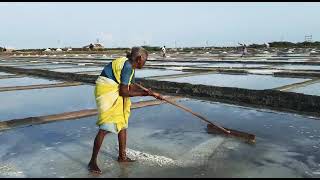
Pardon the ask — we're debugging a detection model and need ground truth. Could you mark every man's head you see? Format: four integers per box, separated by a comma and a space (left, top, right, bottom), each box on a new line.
127, 46, 148, 69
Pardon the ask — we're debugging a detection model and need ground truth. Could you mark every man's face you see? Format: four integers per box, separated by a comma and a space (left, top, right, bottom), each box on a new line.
136, 55, 147, 69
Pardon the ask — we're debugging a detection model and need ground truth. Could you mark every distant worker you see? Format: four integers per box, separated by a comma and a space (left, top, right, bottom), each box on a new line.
238, 43, 247, 57
161, 46, 166, 58
88, 47, 162, 174
89, 43, 94, 51
265, 43, 270, 49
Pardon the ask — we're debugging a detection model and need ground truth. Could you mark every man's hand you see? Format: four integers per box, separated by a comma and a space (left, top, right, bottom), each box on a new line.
152, 92, 164, 100
143, 88, 163, 100
143, 88, 154, 96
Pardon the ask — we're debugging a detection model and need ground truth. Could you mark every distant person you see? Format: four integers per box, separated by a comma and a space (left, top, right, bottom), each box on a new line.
89, 43, 94, 51
88, 47, 162, 174
161, 46, 166, 58
265, 43, 270, 49
238, 43, 247, 57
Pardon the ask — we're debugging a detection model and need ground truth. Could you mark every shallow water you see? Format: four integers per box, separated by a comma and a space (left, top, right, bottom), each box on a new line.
52, 67, 103, 73
275, 65, 320, 71
0, 77, 61, 88
77, 69, 187, 78
288, 83, 320, 96
0, 84, 154, 121
198, 63, 268, 68
135, 69, 187, 78
247, 69, 283, 75
162, 73, 310, 90
0, 98, 319, 177
0, 72, 14, 76
147, 62, 210, 67
0, 85, 95, 121
76, 71, 101, 75
0, 63, 47, 67
16, 64, 77, 69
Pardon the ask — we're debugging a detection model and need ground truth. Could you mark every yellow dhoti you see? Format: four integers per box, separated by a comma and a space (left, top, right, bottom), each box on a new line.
94, 57, 134, 133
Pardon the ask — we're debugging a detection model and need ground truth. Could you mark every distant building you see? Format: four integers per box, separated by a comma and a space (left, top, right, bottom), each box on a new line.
83, 43, 104, 50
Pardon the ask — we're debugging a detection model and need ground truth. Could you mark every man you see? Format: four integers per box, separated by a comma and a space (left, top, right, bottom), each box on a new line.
161, 46, 166, 58
238, 43, 247, 57
88, 47, 162, 174
89, 43, 94, 51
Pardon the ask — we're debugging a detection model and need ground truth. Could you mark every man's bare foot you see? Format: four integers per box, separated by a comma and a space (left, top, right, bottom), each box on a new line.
88, 162, 102, 174
117, 157, 136, 163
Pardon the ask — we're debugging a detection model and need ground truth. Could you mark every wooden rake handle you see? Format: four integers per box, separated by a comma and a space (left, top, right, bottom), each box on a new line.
135, 83, 231, 135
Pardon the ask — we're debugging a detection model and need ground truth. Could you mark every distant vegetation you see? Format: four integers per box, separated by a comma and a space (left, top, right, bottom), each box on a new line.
249, 41, 320, 48
2, 41, 320, 55
141, 46, 161, 52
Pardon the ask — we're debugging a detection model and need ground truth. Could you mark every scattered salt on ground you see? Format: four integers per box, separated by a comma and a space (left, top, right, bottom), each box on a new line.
0, 164, 25, 177
126, 148, 178, 167
126, 137, 230, 168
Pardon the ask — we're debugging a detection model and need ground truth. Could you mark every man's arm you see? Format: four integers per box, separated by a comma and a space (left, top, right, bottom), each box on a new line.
129, 84, 140, 91
119, 84, 149, 97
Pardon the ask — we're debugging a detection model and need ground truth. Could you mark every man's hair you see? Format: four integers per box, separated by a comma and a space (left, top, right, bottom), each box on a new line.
126, 46, 148, 61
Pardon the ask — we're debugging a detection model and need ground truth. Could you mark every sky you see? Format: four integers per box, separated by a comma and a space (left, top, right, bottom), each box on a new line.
0, 2, 320, 49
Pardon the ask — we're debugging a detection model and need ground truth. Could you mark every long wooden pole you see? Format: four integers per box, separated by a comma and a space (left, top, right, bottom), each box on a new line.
135, 83, 231, 135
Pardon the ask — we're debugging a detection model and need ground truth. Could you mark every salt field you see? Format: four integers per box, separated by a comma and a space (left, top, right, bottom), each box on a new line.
52, 67, 104, 73
246, 69, 283, 75
275, 65, 320, 71
1, 47, 320, 178
0, 98, 319, 178
161, 73, 310, 90
147, 62, 210, 66
75, 68, 188, 78
135, 69, 187, 78
0, 72, 14, 76
197, 63, 269, 68
15, 64, 77, 69
0, 85, 95, 121
288, 83, 320, 96
0, 77, 61, 88
0, 84, 154, 121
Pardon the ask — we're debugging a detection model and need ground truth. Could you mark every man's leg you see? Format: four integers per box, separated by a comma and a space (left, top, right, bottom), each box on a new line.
118, 129, 135, 162
88, 129, 108, 173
